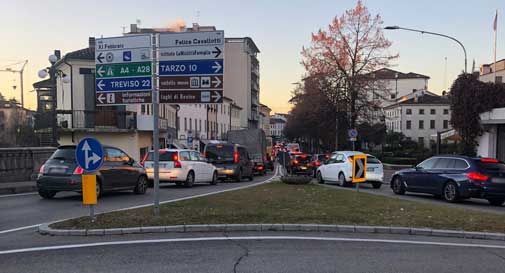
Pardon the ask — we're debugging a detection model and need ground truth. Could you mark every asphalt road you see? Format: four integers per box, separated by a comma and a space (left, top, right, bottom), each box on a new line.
0, 168, 278, 233
2, 231, 505, 273
321, 169, 505, 214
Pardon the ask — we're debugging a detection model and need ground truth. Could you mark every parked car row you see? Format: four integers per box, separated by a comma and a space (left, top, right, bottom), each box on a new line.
36, 143, 272, 199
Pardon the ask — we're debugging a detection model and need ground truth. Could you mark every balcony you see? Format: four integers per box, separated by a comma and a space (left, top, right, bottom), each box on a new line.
34, 110, 137, 132
137, 114, 172, 131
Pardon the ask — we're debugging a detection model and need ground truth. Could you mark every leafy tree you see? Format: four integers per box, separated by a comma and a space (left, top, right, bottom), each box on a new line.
449, 74, 505, 155
301, 0, 398, 130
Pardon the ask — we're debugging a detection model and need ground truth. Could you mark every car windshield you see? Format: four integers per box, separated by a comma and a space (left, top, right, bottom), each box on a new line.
477, 161, 505, 174
367, 156, 381, 164
206, 145, 234, 160
50, 147, 76, 160
146, 151, 176, 161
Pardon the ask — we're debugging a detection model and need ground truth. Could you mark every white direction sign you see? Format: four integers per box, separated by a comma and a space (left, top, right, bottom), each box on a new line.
159, 45, 222, 61
159, 31, 224, 48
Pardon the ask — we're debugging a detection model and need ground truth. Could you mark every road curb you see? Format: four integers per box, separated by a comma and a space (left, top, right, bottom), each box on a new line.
37, 223, 505, 241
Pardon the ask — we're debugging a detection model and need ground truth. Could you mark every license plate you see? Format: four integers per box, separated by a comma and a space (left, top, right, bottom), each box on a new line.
49, 167, 67, 174
367, 167, 375, 172
161, 162, 174, 169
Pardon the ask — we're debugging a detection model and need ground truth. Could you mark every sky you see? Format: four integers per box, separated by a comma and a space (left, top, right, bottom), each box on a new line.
0, 0, 503, 113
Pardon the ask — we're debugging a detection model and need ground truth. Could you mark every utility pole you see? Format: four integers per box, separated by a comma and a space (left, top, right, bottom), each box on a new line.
0, 60, 28, 108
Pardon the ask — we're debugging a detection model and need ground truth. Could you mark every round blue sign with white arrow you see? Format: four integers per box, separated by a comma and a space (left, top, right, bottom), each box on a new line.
75, 137, 104, 172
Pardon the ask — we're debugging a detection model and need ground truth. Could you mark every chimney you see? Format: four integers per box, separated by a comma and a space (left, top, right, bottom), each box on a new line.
130, 24, 138, 33
89, 37, 95, 49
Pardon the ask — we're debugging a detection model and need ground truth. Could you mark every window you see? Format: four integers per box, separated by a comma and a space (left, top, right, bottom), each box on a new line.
406, 120, 411, 130
443, 120, 449, 129
190, 151, 200, 161
179, 151, 191, 161
105, 148, 128, 162
417, 158, 438, 170
430, 109, 436, 115
454, 159, 469, 169
195, 119, 198, 132
141, 104, 146, 114
430, 120, 435, 129
406, 109, 412, 115
189, 118, 192, 131
419, 120, 424, 129
434, 158, 453, 169
390, 94, 396, 99
497, 76, 503, 84
419, 109, 424, 115
418, 137, 424, 145
184, 118, 187, 131
443, 109, 449, 115
199, 120, 202, 131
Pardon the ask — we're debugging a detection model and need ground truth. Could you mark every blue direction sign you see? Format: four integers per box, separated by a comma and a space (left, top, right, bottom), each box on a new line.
75, 137, 104, 172
159, 59, 223, 75
96, 77, 152, 92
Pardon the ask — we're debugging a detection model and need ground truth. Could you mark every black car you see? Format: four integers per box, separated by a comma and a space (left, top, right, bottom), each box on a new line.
289, 154, 313, 175
37, 145, 148, 199
204, 143, 254, 182
391, 155, 505, 205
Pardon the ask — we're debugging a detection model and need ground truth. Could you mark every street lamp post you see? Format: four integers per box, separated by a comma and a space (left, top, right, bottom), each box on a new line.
174, 104, 180, 139
385, 26, 467, 74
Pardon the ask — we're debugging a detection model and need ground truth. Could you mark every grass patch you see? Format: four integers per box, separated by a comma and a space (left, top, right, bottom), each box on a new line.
52, 182, 505, 233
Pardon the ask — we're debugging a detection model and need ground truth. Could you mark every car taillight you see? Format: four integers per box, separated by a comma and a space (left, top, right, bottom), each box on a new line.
315, 160, 321, 167
481, 158, 499, 163
234, 151, 239, 164
292, 160, 299, 165
73, 166, 84, 175
173, 153, 182, 168
38, 164, 45, 174
467, 172, 489, 182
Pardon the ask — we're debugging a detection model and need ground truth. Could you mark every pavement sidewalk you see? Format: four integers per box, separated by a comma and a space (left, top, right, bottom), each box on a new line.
0, 181, 37, 195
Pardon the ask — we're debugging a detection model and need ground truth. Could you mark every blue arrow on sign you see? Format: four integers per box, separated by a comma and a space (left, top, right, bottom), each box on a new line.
96, 77, 152, 92
159, 59, 224, 75
75, 137, 104, 172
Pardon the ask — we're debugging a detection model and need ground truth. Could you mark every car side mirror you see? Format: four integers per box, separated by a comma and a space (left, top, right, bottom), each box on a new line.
415, 166, 422, 171
126, 158, 134, 165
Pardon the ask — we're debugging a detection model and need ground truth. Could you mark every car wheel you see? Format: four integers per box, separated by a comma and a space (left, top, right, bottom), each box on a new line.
235, 169, 242, 182
38, 189, 56, 199
185, 171, 195, 188
96, 180, 102, 199
338, 173, 348, 187
372, 182, 382, 189
392, 176, 405, 195
210, 171, 218, 185
443, 181, 460, 203
134, 176, 148, 194
317, 171, 324, 184
487, 198, 505, 206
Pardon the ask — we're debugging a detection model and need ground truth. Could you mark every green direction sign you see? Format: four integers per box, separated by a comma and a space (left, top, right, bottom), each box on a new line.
95, 62, 152, 78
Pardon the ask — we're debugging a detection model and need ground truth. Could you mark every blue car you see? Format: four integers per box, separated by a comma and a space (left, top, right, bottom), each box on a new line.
390, 155, 505, 206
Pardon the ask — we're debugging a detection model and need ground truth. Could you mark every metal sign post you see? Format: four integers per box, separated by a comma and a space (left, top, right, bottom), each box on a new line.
75, 137, 104, 222
152, 33, 161, 217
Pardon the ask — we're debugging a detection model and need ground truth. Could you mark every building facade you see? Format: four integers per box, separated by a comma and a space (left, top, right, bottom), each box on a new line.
384, 91, 452, 148
269, 113, 287, 139
480, 59, 505, 83
259, 104, 271, 136
224, 37, 260, 129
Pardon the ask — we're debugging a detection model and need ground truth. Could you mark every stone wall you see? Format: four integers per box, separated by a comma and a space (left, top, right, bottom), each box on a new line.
0, 147, 56, 183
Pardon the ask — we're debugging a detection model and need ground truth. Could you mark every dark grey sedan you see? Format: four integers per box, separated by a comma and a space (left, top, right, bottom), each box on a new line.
37, 145, 148, 199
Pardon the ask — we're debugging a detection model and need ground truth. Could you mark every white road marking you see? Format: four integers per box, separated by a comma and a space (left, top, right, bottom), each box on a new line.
0, 192, 38, 198
1, 235, 505, 255
0, 167, 279, 235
